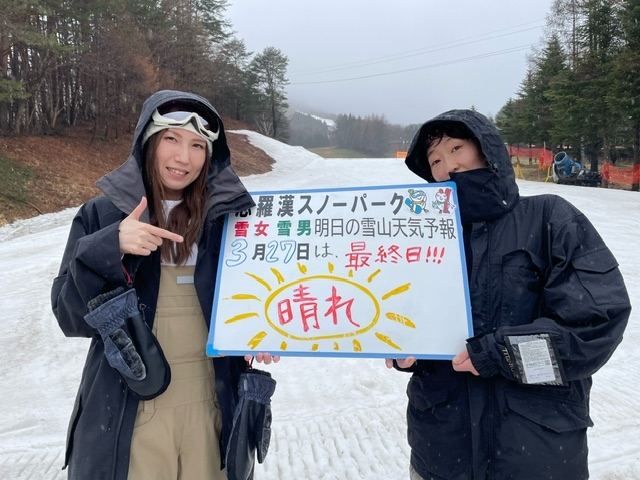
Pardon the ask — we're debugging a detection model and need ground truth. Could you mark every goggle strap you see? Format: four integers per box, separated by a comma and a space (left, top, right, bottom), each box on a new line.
152, 109, 219, 141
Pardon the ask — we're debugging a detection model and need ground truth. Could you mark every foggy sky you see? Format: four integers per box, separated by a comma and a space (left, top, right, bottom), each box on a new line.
225, 0, 554, 126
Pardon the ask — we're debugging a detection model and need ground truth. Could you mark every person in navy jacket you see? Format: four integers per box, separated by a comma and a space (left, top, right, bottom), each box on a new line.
389, 109, 631, 480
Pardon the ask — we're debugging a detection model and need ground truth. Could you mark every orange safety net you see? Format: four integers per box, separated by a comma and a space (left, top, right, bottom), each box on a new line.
507, 146, 554, 168
396, 150, 408, 159
601, 163, 640, 185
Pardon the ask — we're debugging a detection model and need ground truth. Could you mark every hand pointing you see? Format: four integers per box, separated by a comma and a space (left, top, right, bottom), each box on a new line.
118, 197, 184, 256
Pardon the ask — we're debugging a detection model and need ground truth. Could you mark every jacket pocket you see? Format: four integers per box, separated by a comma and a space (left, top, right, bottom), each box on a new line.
493, 387, 592, 477
504, 388, 593, 433
498, 249, 545, 326
572, 250, 627, 306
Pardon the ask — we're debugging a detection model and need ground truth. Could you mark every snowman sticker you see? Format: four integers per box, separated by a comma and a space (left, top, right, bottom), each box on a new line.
432, 187, 455, 214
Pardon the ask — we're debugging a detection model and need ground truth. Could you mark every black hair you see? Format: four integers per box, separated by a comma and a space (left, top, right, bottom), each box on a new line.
423, 121, 483, 158
405, 110, 493, 182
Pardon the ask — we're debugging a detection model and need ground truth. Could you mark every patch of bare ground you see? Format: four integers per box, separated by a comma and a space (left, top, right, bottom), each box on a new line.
0, 118, 274, 227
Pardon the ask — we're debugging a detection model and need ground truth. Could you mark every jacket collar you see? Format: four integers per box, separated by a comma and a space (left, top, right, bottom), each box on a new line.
450, 168, 516, 224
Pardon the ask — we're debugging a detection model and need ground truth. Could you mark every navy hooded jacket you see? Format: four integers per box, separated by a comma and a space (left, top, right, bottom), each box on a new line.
51, 90, 255, 480
402, 109, 631, 479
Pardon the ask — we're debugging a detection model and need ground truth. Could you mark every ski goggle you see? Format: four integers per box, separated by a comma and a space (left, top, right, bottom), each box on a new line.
151, 109, 220, 142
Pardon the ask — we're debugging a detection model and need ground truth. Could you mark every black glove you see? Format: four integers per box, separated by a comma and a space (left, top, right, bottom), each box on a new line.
226, 368, 277, 480
85, 287, 170, 400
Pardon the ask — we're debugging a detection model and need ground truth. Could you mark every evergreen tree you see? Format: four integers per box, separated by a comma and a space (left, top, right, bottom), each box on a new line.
249, 47, 289, 141
530, 34, 569, 149
547, 0, 621, 171
495, 97, 529, 146
609, 0, 640, 190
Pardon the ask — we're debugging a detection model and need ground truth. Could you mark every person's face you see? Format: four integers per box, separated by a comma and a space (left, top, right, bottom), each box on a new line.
154, 128, 207, 200
426, 135, 486, 182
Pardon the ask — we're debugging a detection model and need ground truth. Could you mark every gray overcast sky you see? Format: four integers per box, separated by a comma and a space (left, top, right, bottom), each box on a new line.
225, 0, 554, 126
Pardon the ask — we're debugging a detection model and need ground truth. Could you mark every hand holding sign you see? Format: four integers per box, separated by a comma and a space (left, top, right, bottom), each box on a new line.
245, 353, 281, 365
385, 357, 416, 369
452, 349, 479, 375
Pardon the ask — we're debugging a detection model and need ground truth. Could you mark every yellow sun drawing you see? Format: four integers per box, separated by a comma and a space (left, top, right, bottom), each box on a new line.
222, 262, 414, 353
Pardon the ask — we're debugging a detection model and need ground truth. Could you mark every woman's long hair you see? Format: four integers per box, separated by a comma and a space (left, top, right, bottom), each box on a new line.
143, 132, 208, 265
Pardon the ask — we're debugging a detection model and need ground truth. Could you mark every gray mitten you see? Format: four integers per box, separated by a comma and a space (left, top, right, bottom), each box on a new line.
85, 287, 146, 380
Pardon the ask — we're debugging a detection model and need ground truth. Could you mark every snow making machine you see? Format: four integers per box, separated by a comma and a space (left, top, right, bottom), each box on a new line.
552, 151, 602, 187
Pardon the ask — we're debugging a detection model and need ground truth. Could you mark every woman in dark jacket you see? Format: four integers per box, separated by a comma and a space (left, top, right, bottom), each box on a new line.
51, 90, 273, 479
389, 109, 631, 480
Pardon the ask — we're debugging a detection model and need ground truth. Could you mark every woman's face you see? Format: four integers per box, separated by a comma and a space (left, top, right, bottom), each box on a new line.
153, 128, 207, 199
426, 135, 486, 182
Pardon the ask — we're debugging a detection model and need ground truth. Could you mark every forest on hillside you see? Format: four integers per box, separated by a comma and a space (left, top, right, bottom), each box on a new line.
0, 0, 290, 140
2, 0, 640, 176
0, 0, 418, 157
495, 0, 640, 179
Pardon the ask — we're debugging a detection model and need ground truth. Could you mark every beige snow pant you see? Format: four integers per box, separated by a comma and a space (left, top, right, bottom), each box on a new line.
410, 464, 425, 480
128, 265, 224, 480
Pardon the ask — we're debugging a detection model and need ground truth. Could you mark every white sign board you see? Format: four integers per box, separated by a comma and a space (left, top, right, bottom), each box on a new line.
207, 182, 473, 359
